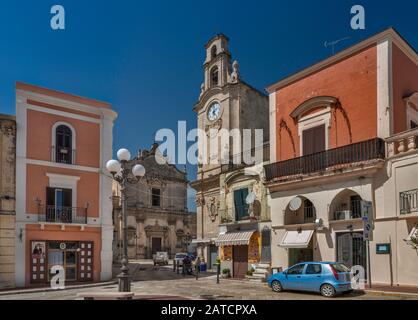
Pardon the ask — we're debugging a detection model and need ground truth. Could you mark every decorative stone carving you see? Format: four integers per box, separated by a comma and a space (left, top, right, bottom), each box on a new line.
398, 140, 406, 153
199, 83, 205, 100
407, 136, 417, 151
206, 197, 219, 222
195, 196, 205, 207
205, 118, 222, 134
229, 60, 239, 83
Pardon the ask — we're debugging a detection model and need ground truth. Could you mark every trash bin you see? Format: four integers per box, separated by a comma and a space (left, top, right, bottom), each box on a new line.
199, 263, 207, 272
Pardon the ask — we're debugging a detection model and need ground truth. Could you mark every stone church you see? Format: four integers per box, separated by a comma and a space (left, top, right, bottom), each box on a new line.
112, 143, 196, 260
190, 34, 272, 278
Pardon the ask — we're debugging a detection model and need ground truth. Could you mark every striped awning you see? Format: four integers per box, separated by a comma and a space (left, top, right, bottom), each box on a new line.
215, 231, 255, 246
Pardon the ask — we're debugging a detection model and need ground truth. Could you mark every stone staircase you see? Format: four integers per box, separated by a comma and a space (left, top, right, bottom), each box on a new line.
246, 263, 271, 283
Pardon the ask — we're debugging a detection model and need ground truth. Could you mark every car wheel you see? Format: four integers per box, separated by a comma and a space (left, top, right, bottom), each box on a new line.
320, 284, 336, 298
271, 280, 283, 293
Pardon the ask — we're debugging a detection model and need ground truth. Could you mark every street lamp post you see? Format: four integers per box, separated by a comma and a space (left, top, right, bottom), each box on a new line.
106, 148, 146, 292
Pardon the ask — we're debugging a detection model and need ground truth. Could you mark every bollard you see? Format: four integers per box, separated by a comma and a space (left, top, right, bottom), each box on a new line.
177, 260, 180, 274
216, 263, 220, 284
173, 259, 176, 272
195, 264, 199, 280
182, 262, 185, 277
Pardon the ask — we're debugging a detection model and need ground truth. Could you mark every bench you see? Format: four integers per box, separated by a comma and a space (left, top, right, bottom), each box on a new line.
77, 292, 135, 300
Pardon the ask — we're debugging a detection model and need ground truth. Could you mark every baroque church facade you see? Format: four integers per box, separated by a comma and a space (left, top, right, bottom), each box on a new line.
112, 143, 196, 260
190, 34, 272, 278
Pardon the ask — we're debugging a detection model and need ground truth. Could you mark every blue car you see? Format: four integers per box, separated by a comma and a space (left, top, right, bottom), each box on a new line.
267, 262, 353, 297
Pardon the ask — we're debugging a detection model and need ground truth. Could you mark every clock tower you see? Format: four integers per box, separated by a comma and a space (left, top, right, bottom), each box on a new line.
191, 34, 269, 265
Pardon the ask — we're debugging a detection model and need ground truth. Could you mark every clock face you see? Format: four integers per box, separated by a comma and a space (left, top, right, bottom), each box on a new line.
207, 102, 221, 121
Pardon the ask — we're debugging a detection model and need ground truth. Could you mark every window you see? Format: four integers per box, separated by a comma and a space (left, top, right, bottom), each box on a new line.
305, 264, 322, 274
211, 45, 217, 59
350, 195, 362, 218
302, 125, 326, 156
234, 188, 249, 221
46, 187, 73, 223
287, 264, 305, 275
210, 66, 219, 87
55, 124, 73, 164
152, 188, 161, 207
303, 199, 315, 223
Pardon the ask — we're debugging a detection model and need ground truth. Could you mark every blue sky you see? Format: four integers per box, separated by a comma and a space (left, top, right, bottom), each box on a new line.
0, 0, 417, 211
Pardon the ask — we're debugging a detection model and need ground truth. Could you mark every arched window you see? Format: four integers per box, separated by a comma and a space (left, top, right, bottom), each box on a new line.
211, 45, 217, 59
210, 66, 219, 87
54, 124, 74, 164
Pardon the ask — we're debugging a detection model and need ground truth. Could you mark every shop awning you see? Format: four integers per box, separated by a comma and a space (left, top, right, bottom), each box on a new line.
215, 231, 255, 246
279, 230, 314, 249
192, 238, 211, 244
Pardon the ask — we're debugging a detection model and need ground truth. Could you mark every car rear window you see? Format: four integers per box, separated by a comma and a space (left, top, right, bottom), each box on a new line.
332, 263, 350, 272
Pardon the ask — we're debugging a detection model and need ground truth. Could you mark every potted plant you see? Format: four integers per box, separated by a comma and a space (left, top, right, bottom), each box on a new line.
221, 268, 231, 278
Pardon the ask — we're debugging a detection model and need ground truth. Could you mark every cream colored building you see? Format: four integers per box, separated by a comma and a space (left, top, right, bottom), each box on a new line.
112, 144, 196, 260
0, 114, 16, 289
265, 28, 418, 288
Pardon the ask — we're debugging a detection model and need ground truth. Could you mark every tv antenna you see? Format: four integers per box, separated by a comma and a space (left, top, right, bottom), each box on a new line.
324, 36, 350, 55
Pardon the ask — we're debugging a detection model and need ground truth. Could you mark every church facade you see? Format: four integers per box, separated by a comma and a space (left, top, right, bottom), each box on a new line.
112, 143, 196, 260
190, 34, 271, 278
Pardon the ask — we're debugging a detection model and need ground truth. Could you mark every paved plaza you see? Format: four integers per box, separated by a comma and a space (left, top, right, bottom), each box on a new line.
0, 261, 415, 300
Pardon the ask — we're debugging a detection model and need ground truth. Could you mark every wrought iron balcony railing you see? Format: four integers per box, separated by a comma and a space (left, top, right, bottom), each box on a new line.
264, 138, 385, 182
400, 189, 418, 215
38, 205, 88, 224
52, 146, 76, 165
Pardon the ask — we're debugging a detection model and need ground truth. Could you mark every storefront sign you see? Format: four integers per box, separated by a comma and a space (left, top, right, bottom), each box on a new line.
376, 243, 391, 255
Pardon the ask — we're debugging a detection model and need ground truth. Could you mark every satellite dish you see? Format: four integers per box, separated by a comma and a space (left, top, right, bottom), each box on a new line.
246, 192, 256, 205
289, 197, 302, 211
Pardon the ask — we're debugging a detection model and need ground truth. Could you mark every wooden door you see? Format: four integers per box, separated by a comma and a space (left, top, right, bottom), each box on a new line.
233, 245, 248, 278
302, 125, 326, 173
152, 237, 162, 254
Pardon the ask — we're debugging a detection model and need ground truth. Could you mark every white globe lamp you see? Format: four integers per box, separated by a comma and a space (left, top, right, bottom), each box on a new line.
132, 164, 146, 178
117, 148, 131, 162
106, 159, 121, 174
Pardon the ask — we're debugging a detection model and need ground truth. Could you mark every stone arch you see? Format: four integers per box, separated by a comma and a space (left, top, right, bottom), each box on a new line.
284, 196, 316, 225
329, 189, 363, 221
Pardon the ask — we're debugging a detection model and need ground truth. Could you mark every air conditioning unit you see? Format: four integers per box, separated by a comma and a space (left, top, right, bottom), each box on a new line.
334, 210, 351, 221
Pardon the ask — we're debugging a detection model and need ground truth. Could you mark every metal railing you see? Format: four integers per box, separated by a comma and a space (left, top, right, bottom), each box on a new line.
400, 189, 418, 215
38, 205, 87, 224
52, 146, 76, 165
264, 138, 385, 182
333, 199, 363, 220
304, 205, 316, 224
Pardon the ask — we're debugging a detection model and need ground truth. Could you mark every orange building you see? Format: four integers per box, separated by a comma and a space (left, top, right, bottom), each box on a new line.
265, 28, 418, 288
14, 82, 117, 287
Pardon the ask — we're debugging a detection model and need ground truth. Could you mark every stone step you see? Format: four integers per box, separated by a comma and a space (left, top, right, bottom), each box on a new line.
256, 263, 271, 269
251, 273, 268, 279
246, 275, 267, 283
254, 268, 269, 274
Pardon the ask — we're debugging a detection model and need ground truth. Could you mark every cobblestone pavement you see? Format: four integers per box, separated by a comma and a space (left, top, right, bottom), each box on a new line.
0, 262, 415, 300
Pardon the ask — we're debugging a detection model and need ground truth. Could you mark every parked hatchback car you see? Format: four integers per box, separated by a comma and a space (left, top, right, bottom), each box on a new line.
153, 252, 169, 266
267, 262, 353, 297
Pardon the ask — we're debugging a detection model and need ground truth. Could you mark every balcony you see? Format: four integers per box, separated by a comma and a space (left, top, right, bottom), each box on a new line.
264, 138, 385, 184
38, 205, 87, 224
219, 206, 258, 225
386, 127, 418, 158
400, 189, 418, 215
52, 146, 76, 165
